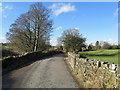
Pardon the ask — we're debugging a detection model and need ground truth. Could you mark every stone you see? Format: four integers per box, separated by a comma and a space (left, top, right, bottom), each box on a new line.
67, 52, 118, 88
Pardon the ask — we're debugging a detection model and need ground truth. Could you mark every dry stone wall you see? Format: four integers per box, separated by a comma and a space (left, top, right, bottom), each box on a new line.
67, 52, 119, 88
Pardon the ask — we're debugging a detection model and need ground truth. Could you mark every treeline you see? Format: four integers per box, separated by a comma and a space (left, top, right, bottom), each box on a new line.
57, 29, 119, 52
86, 41, 120, 51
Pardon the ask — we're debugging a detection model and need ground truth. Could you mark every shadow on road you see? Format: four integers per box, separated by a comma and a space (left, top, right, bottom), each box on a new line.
2, 53, 66, 88
2, 51, 64, 75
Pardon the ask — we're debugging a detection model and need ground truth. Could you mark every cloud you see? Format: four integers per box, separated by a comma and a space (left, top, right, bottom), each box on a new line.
108, 38, 112, 42
0, 2, 2, 13
3, 15, 7, 18
103, 40, 107, 42
0, 2, 1, 7
113, 8, 120, 16
1, 4, 13, 13
74, 27, 80, 30
87, 41, 95, 45
1, 4, 14, 18
101, 39, 112, 43
55, 26, 62, 30
0, 37, 7, 43
55, 4, 75, 16
50, 3, 76, 16
50, 4, 57, 9
50, 39, 57, 46
87, 38, 118, 45
49, 3, 64, 9
112, 40, 118, 45
100, 38, 118, 45
4, 5, 13, 10
114, 40, 118, 43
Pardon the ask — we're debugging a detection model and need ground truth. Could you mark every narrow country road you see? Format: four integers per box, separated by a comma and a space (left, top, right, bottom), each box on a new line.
3, 54, 79, 88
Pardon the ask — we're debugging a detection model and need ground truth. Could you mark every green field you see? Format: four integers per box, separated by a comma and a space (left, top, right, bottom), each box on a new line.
78, 49, 120, 64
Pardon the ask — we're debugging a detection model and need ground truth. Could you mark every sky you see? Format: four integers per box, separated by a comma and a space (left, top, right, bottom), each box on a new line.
0, 2, 118, 46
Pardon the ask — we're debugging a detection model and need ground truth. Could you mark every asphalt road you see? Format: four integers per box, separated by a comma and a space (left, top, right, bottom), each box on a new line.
3, 54, 79, 88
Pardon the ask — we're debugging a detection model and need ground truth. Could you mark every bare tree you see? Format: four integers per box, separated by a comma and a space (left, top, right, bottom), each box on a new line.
6, 3, 53, 52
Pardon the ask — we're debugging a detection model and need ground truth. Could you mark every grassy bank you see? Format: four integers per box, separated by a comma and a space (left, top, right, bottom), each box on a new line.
78, 49, 119, 64
1, 46, 19, 58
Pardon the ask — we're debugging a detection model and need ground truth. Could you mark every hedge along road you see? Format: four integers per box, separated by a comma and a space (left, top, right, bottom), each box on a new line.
3, 54, 79, 88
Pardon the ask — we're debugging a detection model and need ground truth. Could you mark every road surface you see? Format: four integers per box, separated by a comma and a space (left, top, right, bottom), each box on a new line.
3, 54, 79, 88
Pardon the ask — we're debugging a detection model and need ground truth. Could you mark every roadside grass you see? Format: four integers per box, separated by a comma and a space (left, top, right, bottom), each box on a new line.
78, 49, 119, 64
1, 46, 19, 59
2, 46, 13, 50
